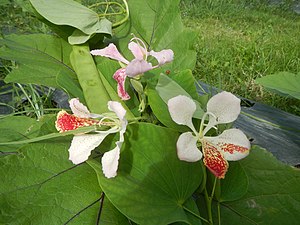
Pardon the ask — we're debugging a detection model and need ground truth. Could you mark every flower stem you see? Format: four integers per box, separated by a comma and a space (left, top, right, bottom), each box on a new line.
217, 201, 221, 225
204, 188, 213, 225
182, 206, 209, 224
204, 176, 218, 225
211, 176, 217, 199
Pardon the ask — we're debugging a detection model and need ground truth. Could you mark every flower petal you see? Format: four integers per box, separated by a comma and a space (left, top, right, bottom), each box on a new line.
69, 98, 91, 118
113, 68, 131, 100
69, 133, 109, 164
167, 95, 197, 133
203, 91, 241, 134
128, 41, 147, 60
101, 142, 121, 178
125, 59, 153, 77
177, 132, 202, 162
149, 49, 174, 65
55, 110, 98, 132
207, 91, 241, 124
204, 128, 250, 161
203, 140, 229, 179
90, 43, 129, 64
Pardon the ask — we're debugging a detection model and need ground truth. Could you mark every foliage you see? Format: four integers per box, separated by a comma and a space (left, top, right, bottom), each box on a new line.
255, 71, 300, 100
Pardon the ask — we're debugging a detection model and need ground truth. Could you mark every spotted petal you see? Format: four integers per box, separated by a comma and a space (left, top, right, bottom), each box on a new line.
204, 128, 250, 161
177, 132, 202, 162
168, 95, 197, 133
68, 133, 110, 164
149, 49, 174, 65
113, 68, 131, 100
125, 59, 153, 77
90, 43, 129, 64
55, 110, 98, 132
202, 140, 229, 179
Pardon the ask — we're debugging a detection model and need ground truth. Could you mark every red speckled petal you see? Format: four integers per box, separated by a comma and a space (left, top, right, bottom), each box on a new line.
204, 128, 250, 161
113, 68, 131, 101
55, 110, 98, 132
202, 140, 229, 179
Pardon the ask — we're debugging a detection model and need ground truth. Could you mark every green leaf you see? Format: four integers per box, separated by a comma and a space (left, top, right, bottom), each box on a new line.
0, 116, 42, 153
0, 140, 102, 224
0, 34, 84, 100
0, 118, 130, 224
156, 74, 204, 119
68, 18, 112, 45
255, 72, 300, 100
219, 162, 249, 202
169, 70, 202, 101
29, 0, 112, 44
147, 87, 188, 132
216, 146, 300, 224
89, 123, 203, 225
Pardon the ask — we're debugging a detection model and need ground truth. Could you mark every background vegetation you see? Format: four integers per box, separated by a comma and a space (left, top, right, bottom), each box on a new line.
1, 0, 300, 115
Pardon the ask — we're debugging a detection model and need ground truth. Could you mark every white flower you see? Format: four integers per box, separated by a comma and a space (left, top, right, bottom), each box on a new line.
167, 92, 250, 178
55, 98, 127, 178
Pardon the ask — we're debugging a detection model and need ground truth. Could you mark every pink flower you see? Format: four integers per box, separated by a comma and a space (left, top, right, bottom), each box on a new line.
91, 37, 174, 100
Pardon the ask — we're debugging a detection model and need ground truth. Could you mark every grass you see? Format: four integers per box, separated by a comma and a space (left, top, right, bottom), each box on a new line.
181, 0, 300, 115
0, 0, 300, 115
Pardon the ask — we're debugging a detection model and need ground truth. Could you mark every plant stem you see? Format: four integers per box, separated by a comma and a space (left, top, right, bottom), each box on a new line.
204, 188, 213, 225
182, 205, 209, 224
217, 201, 221, 225
211, 176, 217, 198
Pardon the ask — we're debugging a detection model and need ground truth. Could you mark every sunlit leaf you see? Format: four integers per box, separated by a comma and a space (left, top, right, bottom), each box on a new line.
0, 34, 84, 100
216, 146, 300, 224
255, 72, 300, 100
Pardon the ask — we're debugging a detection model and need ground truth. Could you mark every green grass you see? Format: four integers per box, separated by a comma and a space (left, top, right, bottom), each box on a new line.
181, 0, 300, 115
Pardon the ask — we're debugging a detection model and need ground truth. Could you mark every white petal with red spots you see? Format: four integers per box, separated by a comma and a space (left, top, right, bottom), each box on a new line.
204, 128, 250, 161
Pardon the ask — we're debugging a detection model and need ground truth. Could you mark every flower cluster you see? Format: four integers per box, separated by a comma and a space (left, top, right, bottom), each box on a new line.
168, 92, 250, 178
91, 36, 174, 100
56, 38, 250, 180
55, 98, 127, 178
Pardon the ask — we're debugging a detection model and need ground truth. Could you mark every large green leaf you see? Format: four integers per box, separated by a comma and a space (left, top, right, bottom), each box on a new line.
0, 34, 84, 100
30, 0, 111, 34
255, 72, 300, 100
0, 116, 42, 153
89, 123, 203, 225
0, 118, 130, 224
216, 146, 300, 224
219, 162, 249, 202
